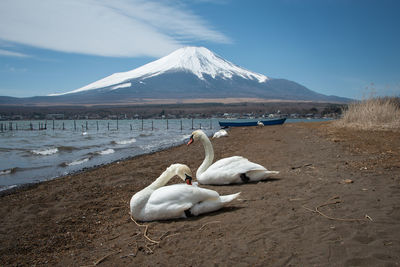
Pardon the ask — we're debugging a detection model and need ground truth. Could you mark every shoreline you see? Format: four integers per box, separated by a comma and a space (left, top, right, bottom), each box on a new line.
0, 136, 195, 197
1, 122, 399, 266
0, 123, 208, 192
0, 119, 331, 194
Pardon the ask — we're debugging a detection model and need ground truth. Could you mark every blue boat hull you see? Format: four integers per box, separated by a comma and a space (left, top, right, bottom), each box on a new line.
218, 118, 286, 127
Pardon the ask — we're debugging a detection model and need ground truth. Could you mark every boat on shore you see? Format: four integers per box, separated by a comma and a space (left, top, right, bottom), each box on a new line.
218, 118, 286, 127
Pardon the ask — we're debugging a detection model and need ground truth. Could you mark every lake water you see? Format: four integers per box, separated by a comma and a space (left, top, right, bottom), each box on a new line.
0, 118, 328, 191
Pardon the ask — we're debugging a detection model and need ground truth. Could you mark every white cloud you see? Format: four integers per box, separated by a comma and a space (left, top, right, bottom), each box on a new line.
0, 48, 30, 58
0, 0, 231, 58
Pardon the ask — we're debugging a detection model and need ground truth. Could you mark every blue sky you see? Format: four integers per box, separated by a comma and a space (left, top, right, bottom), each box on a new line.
0, 0, 399, 99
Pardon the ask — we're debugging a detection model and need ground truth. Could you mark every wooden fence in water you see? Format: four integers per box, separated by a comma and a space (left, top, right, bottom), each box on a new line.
0, 118, 214, 132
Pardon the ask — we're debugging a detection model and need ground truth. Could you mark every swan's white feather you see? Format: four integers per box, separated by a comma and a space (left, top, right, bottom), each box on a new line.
213, 129, 228, 138
198, 156, 271, 184
192, 130, 280, 185
133, 182, 238, 221
147, 184, 219, 207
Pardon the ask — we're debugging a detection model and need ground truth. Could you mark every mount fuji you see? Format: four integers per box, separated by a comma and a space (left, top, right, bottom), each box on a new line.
0, 47, 349, 105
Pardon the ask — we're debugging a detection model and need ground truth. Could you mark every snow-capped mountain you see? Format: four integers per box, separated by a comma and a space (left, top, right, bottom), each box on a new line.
0, 46, 350, 104
52, 46, 268, 96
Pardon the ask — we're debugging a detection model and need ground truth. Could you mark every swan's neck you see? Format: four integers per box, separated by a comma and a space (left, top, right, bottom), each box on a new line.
196, 133, 214, 177
148, 169, 174, 189
130, 168, 174, 216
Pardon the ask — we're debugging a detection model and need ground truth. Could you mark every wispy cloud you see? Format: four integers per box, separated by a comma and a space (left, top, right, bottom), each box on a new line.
0, 48, 30, 58
0, 0, 231, 58
2, 65, 28, 73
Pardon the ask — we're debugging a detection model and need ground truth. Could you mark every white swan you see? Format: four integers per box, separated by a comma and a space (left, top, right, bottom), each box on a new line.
257, 121, 264, 127
187, 130, 279, 185
213, 129, 228, 138
130, 163, 240, 221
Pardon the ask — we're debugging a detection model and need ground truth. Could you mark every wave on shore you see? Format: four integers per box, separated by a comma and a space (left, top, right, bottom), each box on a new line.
96, 148, 115, 155
61, 158, 90, 167
0, 168, 17, 176
113, 138, 137, 145
31, 148, 59, 155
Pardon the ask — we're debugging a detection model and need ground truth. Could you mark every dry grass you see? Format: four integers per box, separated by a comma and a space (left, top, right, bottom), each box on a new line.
334, 97, 400, 130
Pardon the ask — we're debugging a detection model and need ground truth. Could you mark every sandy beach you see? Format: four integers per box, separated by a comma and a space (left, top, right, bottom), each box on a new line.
1, 121, 399, 266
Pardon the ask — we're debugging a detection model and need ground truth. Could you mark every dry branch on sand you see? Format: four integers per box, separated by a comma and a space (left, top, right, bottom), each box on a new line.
303, 196, 370, 222
130, 215, 160, 244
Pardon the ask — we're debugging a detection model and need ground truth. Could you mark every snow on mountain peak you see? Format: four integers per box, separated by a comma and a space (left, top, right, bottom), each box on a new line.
163, 46, 268, 82
53, 46, 268, 95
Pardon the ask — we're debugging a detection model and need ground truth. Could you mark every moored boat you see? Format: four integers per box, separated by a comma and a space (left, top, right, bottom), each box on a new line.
218, 118, 286, 127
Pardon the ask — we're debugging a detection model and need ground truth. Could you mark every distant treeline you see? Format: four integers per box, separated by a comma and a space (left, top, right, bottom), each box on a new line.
0, 101, 345, 120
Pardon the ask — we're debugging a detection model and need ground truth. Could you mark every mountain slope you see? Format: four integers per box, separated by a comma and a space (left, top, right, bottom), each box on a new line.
53, 46, 268, 96
0, 46, 351, 104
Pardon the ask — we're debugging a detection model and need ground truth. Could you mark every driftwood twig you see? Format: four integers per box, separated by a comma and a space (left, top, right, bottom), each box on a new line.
81, 249, 120, 267
291, 163, 313, 170
130, 215, 160, 244
107, 234, 121, 241
199, 221, 221, 231
303, 196, 367, 222
94, 250, 120, 266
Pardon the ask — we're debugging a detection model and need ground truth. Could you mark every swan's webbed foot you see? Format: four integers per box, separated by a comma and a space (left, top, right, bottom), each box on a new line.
184, 209, 194, 218
240, 173, 250, 183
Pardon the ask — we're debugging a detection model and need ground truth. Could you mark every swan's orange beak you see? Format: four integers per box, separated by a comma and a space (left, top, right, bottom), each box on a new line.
185, 174, 192, 185
187, 135, 194, 146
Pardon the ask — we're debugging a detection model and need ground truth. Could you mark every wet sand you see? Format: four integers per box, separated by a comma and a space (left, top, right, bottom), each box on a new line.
0, 122, 399, 266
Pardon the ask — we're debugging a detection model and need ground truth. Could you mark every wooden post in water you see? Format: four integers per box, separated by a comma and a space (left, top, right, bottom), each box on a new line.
141, 118, 144, 131
9, 122, 12, 131
200, 123, 202, 129
191, 118, 194, 129
117, 118, 119, 130
52, 120, 55, 130
166, 119, 168, 130
152, 120, 154, 131
74, 120, 76, 131
16, 124, 18, 131
130, 124, 132, 131
107, 122, 110, 131
0, 123, 3, 132
210, 119, 212, 129
97, 121, 99, 131
63, 122, 65, 130
180, 120, 182, 131
86, 121, 88, 131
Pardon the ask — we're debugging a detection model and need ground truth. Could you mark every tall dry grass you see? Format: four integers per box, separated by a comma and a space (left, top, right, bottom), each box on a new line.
334, 97, 400, 130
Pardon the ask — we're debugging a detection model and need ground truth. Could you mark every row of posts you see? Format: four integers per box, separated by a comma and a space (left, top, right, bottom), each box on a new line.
0, 118, 212, 132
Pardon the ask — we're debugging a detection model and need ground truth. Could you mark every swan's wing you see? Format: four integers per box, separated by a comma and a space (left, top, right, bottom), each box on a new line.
143, 184, 219, 220
213, 130, 228, 138
208, 156, 267, 174
199, 156, 267, 184
212, 132, 220, 138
